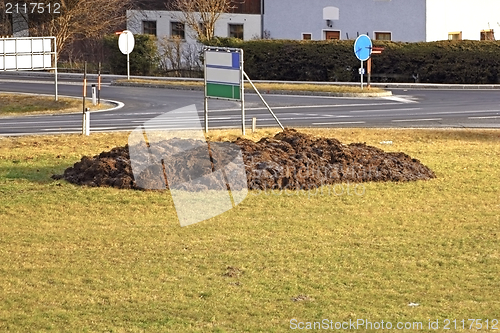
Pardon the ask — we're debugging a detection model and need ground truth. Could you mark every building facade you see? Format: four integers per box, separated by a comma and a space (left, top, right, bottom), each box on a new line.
127, 0, 262, 42
426, 0, 499, 41
263, 0, 425, 42
263, 0, 500, 42
128, 0, 500, 43
127, 10, 261, 43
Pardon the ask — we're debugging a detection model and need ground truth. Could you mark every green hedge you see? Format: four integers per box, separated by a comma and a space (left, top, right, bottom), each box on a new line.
205, 38, 500, 84
103, 34, 159, 76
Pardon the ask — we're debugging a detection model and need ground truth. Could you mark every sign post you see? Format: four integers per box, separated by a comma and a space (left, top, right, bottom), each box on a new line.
118, 30, 135, 80
82, 61, 89, 136
203, 46, 284, 135
97, 62, 101, 104
0, 36, 57, 99
204, 47, 244, 134
354, 34, 372, 90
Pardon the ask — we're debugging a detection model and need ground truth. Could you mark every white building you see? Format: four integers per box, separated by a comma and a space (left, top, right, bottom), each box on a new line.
426, 0, 499, 41
127, 0, 500, 45
127, 10, 261, 42
263, 0, 500, 42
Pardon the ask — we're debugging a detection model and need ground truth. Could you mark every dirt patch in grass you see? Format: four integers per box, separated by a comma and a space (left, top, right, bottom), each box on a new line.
55, 129, 435, 190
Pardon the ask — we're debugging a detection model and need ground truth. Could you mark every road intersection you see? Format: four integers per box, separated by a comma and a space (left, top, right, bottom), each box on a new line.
0, 74, 499, 136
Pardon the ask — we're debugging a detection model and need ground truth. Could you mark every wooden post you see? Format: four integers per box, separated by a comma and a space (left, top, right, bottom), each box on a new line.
367, 57, 372, 89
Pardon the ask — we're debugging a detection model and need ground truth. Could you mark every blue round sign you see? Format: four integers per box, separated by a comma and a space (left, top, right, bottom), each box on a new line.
354, 34, 372, 61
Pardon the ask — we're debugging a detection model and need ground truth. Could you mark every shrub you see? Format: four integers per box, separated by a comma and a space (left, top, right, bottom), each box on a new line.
205, 38, 500, 84
103, 34, 159, 76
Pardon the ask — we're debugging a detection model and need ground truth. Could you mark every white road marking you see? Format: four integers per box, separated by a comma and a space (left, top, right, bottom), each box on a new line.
392, 118, 442, 122
383, 96, 418, 103
467, 115, 500, 119
312, 121, 366, 125
40, 128, 81, 131
0, 79, 111, 86
206, 102, 403, 113
425, 110, 500, 115
350, 107, 422, 113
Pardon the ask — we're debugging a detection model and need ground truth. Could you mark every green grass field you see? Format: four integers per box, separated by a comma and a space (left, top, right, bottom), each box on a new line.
0, 93, 113, 116
0, 128, 499, 332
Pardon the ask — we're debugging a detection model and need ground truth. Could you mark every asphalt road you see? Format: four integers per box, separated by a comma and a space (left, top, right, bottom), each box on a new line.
1, 73, 499, 136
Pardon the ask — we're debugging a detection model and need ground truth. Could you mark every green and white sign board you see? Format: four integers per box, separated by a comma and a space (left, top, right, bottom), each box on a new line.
203, 47, 245, 134
204, 48, 243, 101
203, 46, 284, 135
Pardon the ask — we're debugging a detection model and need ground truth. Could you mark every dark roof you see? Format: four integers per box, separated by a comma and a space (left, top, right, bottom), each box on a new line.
132, 0, 261, 14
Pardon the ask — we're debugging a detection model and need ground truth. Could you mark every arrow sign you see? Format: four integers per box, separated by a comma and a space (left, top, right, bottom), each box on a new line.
354, 34, 372, 61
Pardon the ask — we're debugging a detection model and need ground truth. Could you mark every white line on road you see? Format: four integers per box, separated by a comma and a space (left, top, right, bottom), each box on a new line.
205, 102, 403, 113
391, 118, 442, 122
311, 121, 366, 125
424, 109, 500, 115
467, 115, 500, 119
0, 79, 111, 86
350, 107, 422, 113
382, 96, 418, 104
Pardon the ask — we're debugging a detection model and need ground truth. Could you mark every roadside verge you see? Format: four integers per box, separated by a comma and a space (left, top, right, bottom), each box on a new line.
112, 78, 393, 98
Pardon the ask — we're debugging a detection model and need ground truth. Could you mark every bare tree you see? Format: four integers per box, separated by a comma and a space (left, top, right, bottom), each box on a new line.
159, 35, 202, 76
27, 0, 132, 55
168, 0, 236, 41
0, 2, 12, 36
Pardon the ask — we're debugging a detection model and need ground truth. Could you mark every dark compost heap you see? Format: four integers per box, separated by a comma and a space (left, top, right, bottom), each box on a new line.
54, 129, 436, 190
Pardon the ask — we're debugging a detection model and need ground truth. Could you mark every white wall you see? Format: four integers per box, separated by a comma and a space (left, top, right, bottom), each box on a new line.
127, 10, 261, 43
426, 0, 500, 41
263, 0, 426, 42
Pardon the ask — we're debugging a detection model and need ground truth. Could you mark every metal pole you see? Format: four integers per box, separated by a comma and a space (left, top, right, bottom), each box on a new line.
243, 71, 284, 130
91, 84, 97, 106
97, 62, 101, 104
54, 38, 58, 101
85, 110, 90, 136
203, 48, 208, 133
360, 60, 364, 90
204, 97, 208, 133
126, 32, 130, 80
82, 61, 87, 135
240, 50, 245, 136
2, 40, 5, 72
367, 57, 372, 89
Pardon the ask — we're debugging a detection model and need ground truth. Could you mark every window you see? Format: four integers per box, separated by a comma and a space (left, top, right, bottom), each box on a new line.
143, 21, 157, 36
229, 24, 244, 39
375, 32, 391, 41
325, 31, 340, 40
448, 31, 462, 41
199, 22, 209, 39
480, 29, 494, 41
302, 33, 312, 40
171, 21, 185, 39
